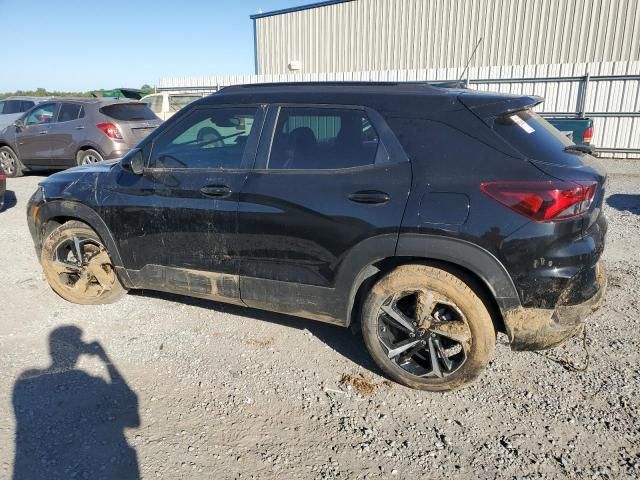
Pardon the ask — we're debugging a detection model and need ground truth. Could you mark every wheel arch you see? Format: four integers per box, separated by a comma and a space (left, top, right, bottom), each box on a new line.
39, 200, 132, 285
75, 144, 105, 161
344, 234, 522, 334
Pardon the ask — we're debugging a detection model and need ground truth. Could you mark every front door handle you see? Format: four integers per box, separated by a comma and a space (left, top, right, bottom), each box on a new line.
39, 131, 48, 135
349, 190, 390, 204
200, 185, 232, 198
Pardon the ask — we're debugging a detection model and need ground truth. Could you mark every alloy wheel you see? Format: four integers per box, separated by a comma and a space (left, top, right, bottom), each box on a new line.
377, 290, 472, 378
0, 150, 16, 176
81, 153, 100, 165
42, 236, 116, 298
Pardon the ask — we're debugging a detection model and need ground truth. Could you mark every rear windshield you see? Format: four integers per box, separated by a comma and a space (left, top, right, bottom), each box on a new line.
99, 103, 157, 121
493, 109, 583, 166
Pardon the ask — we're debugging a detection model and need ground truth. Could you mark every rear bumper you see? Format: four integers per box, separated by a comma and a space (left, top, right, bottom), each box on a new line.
504, 261, 606, 350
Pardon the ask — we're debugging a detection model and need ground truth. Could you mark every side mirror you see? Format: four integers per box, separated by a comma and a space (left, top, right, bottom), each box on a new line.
14, 119, 24, 130
121, 149, 145, 175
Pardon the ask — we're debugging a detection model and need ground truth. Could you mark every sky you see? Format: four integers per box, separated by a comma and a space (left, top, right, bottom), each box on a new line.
0, 0, 306, 92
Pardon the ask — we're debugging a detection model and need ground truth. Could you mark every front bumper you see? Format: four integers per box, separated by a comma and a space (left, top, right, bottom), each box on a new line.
504, 262, 607, 350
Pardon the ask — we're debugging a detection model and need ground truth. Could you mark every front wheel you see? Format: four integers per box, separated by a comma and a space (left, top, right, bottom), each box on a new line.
0, 146, 24, 177
41, 221, 126, 304
361, 265, 495, 391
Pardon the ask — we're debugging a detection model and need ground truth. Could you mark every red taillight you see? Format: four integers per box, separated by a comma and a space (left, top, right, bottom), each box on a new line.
481, 181, 598, 222
583, 126, 593, 144
0, 174, 6, 181
96, 122, 123, 140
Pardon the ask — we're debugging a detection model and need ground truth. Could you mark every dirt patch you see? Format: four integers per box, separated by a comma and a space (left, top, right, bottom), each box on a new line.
339, 373, 393, 396
245, 337, 275, 348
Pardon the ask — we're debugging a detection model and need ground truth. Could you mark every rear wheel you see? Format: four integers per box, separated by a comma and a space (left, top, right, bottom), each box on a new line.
0, 146, 24, 177
77, 149, 103, 166
361, 265, 495, 391
41, 221, 126, 304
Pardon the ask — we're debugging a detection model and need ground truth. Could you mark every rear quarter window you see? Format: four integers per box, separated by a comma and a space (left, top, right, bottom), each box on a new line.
99, 103, 158, 121
493, 110, 583, 166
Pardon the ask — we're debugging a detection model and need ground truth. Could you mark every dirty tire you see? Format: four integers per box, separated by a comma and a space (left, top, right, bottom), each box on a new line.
361, 265, 495, 391
77, 149, 103, 166
41, 221, 126, 305
0, 146, 24, 177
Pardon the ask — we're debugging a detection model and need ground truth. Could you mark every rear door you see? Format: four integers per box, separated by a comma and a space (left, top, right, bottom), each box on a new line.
237, 105, 411, 318
48, 102, 84, 166
15, 102, 58, 164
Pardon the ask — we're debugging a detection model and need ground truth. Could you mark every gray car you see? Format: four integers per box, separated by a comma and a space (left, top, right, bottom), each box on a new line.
0, 96, 52, 130
0, 98, 161, 177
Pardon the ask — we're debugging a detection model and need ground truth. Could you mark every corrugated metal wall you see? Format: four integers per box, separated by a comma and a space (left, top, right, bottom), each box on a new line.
254, 0, 640, 75
159, 60, 640, 158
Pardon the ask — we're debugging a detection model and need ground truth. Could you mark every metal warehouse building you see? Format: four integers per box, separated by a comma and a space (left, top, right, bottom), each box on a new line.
161, 0, 640, 156
252, 0, 640, 75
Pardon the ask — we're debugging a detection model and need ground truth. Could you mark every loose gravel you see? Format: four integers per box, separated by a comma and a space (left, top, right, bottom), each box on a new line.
0, 160, 639, 479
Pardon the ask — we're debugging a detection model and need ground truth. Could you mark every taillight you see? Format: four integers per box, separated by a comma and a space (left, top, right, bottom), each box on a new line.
583, 126, 593, 144
0, 174, 6, 181
96, 122, 123, 140
480, 181, 598, 222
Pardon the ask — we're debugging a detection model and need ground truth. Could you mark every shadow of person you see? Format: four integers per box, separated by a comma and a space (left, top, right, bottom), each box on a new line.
12, 326, 140, 480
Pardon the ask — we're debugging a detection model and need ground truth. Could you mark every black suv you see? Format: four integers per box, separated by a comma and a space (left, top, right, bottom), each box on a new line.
27, 83, 607, 391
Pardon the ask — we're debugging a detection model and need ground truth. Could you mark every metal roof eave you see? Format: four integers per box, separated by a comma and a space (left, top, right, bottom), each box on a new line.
250, 0, 355, 20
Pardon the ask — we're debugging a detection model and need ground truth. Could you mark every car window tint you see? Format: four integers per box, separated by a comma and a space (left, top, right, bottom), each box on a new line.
58, 103, 82, 122
144, 96, 163, 114
3, 100, 24, 114
169, 95, 201, 112
0, 101, 5, 114
78, 106, 85, 119
268, 107, 379, 170
150, 107, 257, 169
20, 101, 35, 112
99, 103, 157, 121
25, 104, 56, 125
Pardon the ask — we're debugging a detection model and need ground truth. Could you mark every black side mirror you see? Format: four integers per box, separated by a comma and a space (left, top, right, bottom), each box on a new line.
121, 149, 145, 175
14, 119, 24, 130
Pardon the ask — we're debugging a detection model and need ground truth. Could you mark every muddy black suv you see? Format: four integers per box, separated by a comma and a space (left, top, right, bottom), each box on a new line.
27, 83, 607, 391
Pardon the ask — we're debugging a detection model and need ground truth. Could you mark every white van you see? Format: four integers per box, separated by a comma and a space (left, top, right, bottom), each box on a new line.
141, 92, 205, 121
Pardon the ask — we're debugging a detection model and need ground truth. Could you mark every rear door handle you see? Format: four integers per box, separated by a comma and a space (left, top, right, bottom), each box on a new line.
348, 190, 390, 204
76, 126, 85, 130
39, 131, 48, 135
200, 185, 232, 198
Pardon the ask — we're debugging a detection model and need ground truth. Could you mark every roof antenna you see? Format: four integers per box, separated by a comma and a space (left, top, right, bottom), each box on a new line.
457, 37, 483, 88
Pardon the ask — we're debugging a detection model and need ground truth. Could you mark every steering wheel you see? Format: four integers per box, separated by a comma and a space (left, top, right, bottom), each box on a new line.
197, 127, 223, 148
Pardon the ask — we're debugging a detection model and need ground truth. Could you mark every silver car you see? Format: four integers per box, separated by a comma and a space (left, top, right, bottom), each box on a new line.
0, 98, 161, 177
0, 96, 52, 130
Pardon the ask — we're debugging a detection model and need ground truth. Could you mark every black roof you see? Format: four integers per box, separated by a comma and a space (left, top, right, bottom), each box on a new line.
206, 81, 540, 118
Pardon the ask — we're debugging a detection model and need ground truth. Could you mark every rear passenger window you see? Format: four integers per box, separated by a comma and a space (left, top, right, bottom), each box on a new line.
150, 107, 257, 169
3, 100, 23, 114
268, 107, 380, 170
20, 101, 35, 112
58, 103, 82, 122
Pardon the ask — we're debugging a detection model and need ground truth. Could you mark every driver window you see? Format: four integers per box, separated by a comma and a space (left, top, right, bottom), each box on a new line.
150, 107, 257, 169
25, 103, 57, 126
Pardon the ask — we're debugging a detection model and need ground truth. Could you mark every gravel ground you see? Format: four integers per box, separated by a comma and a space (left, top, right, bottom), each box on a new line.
0, 160, 639, 479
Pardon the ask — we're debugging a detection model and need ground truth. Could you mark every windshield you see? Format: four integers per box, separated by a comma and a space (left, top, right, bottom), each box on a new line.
493, 109, 584, 166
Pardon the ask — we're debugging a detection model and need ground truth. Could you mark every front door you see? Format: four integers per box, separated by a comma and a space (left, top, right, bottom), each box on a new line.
100, 105, 265, 303
237, 105, 412, 320
16, 103, 58, 164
